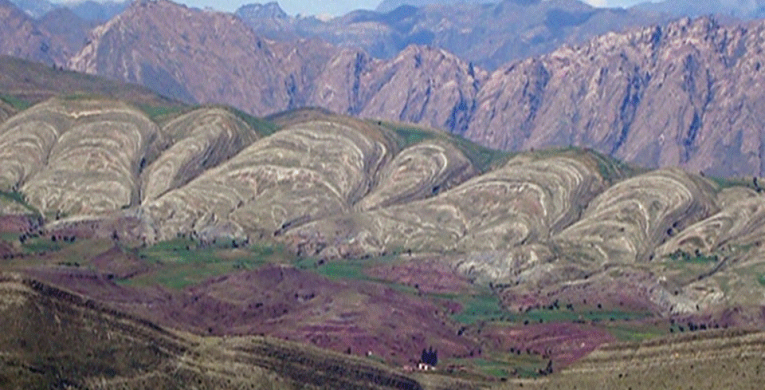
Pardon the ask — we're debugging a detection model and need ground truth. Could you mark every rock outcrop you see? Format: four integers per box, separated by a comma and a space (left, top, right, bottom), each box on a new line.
466, 17, 765, 177
65, 1, 765, 177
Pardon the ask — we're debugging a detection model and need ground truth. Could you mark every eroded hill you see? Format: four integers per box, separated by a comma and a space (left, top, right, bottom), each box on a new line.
0, 96, 762, 320
1, 88, 765, 387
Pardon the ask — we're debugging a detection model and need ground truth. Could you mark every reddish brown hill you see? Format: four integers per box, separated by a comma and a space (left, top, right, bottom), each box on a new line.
67, 0, 482, 132
67, 0, 337, 112
311, 45, 485, 132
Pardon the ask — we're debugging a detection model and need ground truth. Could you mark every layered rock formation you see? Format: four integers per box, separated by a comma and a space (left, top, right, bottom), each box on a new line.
286, 151, 611, 258
0, 98, 162, 215
1, 95, 764, 317
141, 108, 260, 202
140, 114, 397, 242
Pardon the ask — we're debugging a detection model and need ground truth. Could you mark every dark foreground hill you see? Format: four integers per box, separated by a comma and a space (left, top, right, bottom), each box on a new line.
0, 273, 437, 390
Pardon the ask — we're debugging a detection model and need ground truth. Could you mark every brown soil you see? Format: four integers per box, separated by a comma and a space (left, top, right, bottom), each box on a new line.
24, 264, 481, 366
0, 215, 39, 234
0, 239, 15, 259
89, 245, 149, 279
484, 323, 616, 367
365, 256, 473, 295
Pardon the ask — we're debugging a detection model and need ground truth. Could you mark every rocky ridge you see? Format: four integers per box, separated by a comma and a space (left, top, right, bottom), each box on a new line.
236, 0, 669, 69
62, 1, 765, 177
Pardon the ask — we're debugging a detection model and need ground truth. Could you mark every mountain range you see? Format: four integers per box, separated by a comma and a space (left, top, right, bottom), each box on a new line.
10, 0, 127, 20
1, 63, 765, 386
45, 0, 765, 177
4, 0, 765, 177
236, 0, 671, 69
636, 0, 765, 19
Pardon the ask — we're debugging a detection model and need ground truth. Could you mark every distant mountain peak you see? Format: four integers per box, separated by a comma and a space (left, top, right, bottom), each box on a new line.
236, 2, 288, 19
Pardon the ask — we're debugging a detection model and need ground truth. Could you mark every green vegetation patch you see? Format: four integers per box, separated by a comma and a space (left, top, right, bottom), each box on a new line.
137, 103, 190, 123
294, 255, 419, 294
380, 122, 511, 172
122, 240, 297, 290
0, 191, 40, 216
448, 292, 506, 325
20, 236, 73, 254
607, 323, 668, 342
512, 306, 653, 325
0, 94, 31, 110
229, 107, 279, 137
444, 355, 546, 380
668, 249, 719, 264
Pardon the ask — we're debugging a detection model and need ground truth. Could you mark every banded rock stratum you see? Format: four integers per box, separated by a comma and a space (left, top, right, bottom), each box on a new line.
0, 98, 763, 318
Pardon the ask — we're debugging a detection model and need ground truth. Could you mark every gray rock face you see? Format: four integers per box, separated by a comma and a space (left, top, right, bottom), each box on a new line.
65, 1, 765, 177
466, 17, 765, 177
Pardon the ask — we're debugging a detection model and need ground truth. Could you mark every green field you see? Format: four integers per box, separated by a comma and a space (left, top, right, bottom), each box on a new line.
118, 240, 295, 289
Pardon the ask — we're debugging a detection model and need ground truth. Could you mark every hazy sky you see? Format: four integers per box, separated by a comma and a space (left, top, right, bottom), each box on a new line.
53, 0, 658, 16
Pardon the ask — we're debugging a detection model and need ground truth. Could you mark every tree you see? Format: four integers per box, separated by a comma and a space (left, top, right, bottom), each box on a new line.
421, 346, 438, 366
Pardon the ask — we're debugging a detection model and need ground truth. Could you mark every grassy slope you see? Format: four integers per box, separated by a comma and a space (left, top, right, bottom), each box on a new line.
0, 274, 441, 390
509, 329, 765, 390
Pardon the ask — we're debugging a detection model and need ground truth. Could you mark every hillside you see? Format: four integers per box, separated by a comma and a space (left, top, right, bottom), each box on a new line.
1, 60, 765, 387
1, 94, 764, 387
523, 329, 765, 389
0, 55, 181, 109
0, 273, 437, 389
465, 17, 765, 177
0, 93, 763, 322
0, 0, 61, 65
68, 0, 338, 112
